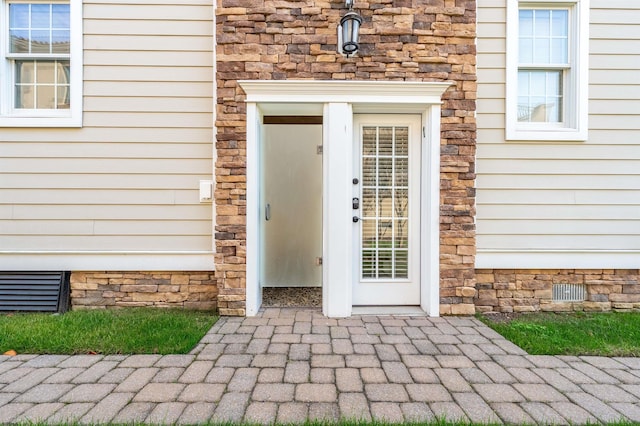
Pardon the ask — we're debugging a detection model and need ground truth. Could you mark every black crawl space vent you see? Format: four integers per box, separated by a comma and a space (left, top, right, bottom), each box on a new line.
0, 271, 70, 313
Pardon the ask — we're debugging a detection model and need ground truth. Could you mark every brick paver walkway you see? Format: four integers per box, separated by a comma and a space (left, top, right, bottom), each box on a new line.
2, 308, 640, 424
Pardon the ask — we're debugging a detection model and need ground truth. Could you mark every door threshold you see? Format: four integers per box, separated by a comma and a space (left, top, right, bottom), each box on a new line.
351, 306, 426, 316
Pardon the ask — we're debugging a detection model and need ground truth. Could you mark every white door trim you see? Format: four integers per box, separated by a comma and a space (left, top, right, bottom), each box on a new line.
239, 80, 451, 317
352, 114, 422, 306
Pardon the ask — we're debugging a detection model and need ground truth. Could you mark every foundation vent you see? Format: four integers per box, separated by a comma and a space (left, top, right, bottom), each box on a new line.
0, 271, 70, 312
552, 283, 586, 302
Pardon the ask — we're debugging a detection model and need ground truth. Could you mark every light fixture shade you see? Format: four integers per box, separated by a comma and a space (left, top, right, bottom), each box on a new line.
340, 11, 362, 55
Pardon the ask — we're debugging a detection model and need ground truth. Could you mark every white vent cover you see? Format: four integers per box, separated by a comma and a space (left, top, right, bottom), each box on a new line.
552, 283, 586, 302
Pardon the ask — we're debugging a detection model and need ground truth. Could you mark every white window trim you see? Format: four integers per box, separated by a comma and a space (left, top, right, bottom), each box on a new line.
0, 0, 82, 127
506, 0, 589, 141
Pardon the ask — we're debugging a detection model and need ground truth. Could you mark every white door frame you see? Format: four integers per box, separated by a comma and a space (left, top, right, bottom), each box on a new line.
239, 80, 452, 317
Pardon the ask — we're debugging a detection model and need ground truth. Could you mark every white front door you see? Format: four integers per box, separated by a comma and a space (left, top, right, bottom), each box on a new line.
352, 114, 422, 305
260, 124, 323, 288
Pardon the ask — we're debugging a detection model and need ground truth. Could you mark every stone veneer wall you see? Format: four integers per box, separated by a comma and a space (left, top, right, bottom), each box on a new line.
475, 269, 640, 313
70, 272, 217, 310
215, 0, 478, 316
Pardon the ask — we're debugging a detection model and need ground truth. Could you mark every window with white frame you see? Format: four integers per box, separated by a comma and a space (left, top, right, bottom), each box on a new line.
506, 0, 588, 141
1, 0, 81, 127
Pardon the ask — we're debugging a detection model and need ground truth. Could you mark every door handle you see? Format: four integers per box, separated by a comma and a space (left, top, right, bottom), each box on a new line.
265, 203, 271, 221
353, 216, 360, 223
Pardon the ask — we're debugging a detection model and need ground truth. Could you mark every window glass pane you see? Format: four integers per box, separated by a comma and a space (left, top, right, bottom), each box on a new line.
362, 127, 376, 155
16, 86, 34, 108
552, 10, 568, 37
52, 30, 70, 53
57, 86, 70, 109
36, 85, 56, 109
362, 250, 376, 278
362, 157, 376, 186
534, 10, 550, 37
37, 61, 55, 83
394, 127, 408, 156
394, 189, 408, 218
378, 188, 392, 217
394, 219, 408, 249
31, 4, 51, 28
378, 127, 393, 155
530, 71, 546, 91
518, 71, 530, 96
362, 188, 376, 217
378, 158, 392, 187
394, 251, 408, 278
362, 220, 376, 247
395, 157, 408, 187
378, 250, 392, 278
547, 72, 562, 121
10, 30, 29, 53
551, 39, 568, 63
546, 72, 560, 97
10, 4, 29, 28
15, 61, 35, 83
533, 38, 550, 63
57, 61, 71, 83
519, 10, 533, 36
52, 4, 70, 28
31, 30, 51, 53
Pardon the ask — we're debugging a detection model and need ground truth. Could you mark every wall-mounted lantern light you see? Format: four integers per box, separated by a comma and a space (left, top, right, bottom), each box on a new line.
338, 0, 362, 56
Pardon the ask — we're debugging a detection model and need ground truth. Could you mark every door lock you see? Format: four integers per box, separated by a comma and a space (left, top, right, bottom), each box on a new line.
352, 197, 360, 210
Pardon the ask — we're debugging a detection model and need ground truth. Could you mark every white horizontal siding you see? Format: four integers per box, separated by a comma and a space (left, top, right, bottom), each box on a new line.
479, 235, 639, 251
0, 127, 212, 142
0, 158, 213, 174
478, 204, 640, 220
0, 236, 212, 251
6, 205, 209, 220
1, 189, 202, 205
1, 142, 212, 158
85, 82, 213, 98
0, 1, 215, 269
477, 1, 640, 267
84, 66, 212, 82
0, 220, 209, 236
478, 174, 640, 190
84, 97, 213, 113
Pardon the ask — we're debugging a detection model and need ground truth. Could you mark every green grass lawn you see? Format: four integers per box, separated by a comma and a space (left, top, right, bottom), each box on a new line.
0, 308, 217, 355
479, 311, 640, 357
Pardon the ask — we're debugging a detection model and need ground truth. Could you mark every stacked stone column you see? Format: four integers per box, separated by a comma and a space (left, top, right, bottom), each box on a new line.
215, 0, 477, 316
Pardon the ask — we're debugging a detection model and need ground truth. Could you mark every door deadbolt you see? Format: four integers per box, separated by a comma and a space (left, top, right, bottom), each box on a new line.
352, 197, 360, 210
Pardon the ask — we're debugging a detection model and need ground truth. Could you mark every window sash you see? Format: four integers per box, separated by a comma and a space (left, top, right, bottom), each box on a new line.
8, 2, 70, 55
13, 59, 70, 109
518, 8, 569, 66
517, 69, 564, 123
